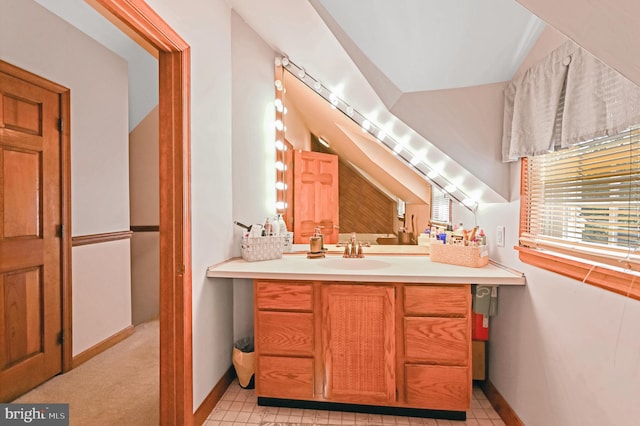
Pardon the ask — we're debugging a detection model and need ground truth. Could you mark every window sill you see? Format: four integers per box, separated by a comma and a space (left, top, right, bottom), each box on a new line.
516, 246, 640, 301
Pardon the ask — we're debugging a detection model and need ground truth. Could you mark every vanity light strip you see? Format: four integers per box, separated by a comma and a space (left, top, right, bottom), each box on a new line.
278, 57, 478, 213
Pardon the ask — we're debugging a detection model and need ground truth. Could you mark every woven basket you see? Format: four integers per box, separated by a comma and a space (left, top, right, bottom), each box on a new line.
241, 235, 284, 262
429, 242, 489, 268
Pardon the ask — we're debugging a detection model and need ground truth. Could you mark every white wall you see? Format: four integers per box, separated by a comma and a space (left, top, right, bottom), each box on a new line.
144, 0, 235, 410
230, 11, 278, 342
32, 0, 158, 131
453, 164, 640, 426
0, 0, 132, 356
72, 240, 132, 353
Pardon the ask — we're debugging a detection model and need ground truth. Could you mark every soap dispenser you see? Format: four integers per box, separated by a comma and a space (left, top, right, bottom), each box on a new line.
309, 228, 323, 253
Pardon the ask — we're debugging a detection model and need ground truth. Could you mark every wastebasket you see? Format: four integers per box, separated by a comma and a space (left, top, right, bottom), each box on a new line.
232, 336, 255, 389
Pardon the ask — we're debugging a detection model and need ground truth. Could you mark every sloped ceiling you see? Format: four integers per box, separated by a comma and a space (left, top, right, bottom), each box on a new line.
38, 0, 640, 206
308, 0, 545, 202
515, 0, 640, 88
231, 0, 547, 204
316, 0, 544, 92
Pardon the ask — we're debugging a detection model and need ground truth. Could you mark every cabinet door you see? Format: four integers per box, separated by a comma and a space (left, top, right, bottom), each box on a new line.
322, 284, 395, 403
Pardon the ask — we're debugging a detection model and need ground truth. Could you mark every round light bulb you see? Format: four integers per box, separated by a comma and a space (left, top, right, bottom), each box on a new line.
346, 106, 354, 117
275, 120, 283, 131
281, 57, 289, 66
445, 184, 457, 193
314, 81, 322, 92
427, 170, 439, 179
377, 130, 386, 141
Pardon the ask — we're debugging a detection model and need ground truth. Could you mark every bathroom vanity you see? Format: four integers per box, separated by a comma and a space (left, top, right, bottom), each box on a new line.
207, 255, 524, 420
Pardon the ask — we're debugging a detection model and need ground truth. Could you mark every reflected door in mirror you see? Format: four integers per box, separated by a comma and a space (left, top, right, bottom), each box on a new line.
293, 150, 338, 244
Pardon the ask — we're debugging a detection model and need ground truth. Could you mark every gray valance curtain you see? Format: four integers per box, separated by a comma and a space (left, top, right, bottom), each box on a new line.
502, 40, 640, 162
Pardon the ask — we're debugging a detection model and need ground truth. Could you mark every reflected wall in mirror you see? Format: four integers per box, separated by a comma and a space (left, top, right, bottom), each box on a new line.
276, 65, 436, 246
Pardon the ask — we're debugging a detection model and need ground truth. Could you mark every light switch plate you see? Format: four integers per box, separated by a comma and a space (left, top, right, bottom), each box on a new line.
496, 226, 505, 247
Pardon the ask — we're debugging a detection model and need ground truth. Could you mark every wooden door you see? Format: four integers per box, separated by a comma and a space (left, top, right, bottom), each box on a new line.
293, 150, 339, 244
0, 68, 63, 401
321, 284, 395, 403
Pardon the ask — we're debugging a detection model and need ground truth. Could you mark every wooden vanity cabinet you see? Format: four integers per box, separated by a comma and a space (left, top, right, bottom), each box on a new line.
254, 279, 471, 414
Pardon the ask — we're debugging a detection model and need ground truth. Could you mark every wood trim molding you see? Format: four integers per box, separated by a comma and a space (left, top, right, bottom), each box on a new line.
71, 325, 134, 369
131, 225, 160, 232
480, 380, 524, 426
0, 60, 74, 374
193, 366, 236, 426
72, 230, 133, 247
60, 89, 73, 373
87, 1, 193, 425
517, 246, 640, 301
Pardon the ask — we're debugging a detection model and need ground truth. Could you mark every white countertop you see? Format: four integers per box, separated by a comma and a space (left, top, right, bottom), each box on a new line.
206, 254, 525, 285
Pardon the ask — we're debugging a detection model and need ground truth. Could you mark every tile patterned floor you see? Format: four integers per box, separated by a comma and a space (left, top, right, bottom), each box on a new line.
204, 381, 506, 426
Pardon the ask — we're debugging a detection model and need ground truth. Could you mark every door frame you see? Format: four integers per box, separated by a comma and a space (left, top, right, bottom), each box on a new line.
0, 59, 72, 386
86, 1, 192, 424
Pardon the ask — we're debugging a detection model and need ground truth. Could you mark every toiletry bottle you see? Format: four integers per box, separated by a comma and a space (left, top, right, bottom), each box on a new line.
263, 218, 272, 236
277, 214, 287, 235
272, 216, 280, 236
478, 229, 486, 246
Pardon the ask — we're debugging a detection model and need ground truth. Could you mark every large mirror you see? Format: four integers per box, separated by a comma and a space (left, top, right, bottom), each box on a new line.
278, 66, 445, 248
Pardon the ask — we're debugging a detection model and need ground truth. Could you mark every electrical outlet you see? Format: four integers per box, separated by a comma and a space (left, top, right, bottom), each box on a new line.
496, 226, 505, 247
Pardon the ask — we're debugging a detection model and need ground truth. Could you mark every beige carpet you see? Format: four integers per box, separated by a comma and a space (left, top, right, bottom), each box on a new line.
13, 320, 159, 426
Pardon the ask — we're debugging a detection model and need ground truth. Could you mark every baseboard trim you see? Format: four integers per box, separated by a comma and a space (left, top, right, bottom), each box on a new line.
71, 325, 135, 369
480, 380, 524, 426
193, 366, 236, 426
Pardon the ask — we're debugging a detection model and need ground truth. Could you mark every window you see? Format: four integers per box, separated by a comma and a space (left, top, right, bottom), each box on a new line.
431, 189, 451, 225
519, 127, 640, 300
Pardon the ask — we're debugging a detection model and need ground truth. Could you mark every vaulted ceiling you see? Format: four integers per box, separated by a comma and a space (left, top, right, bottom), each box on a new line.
230, 0, 546, 203
34, 0, 640, 206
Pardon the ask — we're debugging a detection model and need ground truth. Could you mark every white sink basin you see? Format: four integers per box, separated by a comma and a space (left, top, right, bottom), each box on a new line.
321, 258, 391, 270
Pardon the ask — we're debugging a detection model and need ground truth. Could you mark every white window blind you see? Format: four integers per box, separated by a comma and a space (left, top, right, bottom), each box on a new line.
431, 189, 451, 224
521, 127, 640, 270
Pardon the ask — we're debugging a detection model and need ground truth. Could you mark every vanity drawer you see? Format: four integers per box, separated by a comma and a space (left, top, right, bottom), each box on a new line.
258, 355, 314, 399
404, 317, 468, 365
404, 285, 469, 316
257, 311, 314, 355
405, 364, 470, 411
256, 280, 313, 311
